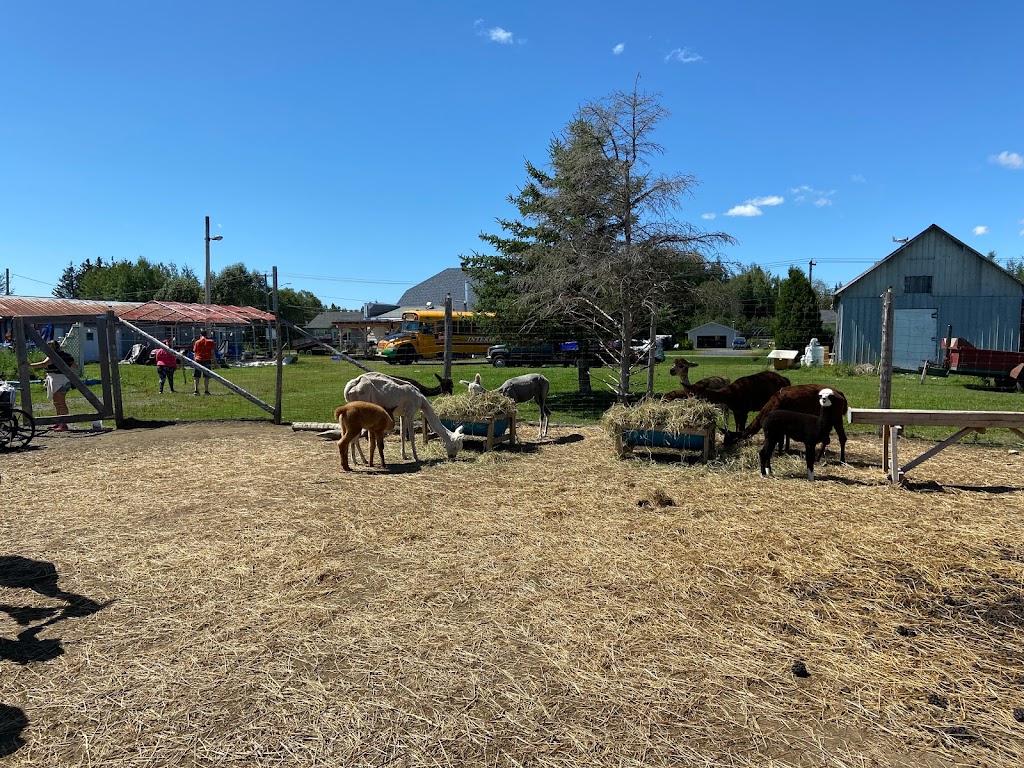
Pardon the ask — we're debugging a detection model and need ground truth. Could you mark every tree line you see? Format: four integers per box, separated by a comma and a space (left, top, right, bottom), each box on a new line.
52, 257, 327, 327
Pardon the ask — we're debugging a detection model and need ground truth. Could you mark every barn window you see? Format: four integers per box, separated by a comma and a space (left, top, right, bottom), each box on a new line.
904, 275, 933, 294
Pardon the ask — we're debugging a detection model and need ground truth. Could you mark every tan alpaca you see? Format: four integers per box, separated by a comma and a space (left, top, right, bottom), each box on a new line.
334, 401, 396, 472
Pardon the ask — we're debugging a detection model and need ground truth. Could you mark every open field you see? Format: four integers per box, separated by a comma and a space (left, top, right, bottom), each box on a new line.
13, 351, 1024, 447
2, 420, 1023, 766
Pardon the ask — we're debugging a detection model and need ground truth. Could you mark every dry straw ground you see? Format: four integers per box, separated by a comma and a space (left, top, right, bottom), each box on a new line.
2, 421, 1023, 767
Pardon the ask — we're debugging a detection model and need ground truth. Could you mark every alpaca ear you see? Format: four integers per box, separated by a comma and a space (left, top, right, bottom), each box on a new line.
434, 373, 442, 384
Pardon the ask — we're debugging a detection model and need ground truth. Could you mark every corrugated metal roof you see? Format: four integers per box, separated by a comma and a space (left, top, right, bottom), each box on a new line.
118, 301, 275, 323
0, 295, 141, 318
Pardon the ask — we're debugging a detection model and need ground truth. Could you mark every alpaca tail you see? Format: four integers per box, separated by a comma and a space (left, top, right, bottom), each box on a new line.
333, 404, 347, 421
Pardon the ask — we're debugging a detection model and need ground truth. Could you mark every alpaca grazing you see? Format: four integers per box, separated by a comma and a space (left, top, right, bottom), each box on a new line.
334, 401, 395, 471
725, 384, 849, 463
459, 373, 486, 397
682, 370, 790, 432
385, 372, 454, 397
344, 372, 464, 463
462, 373, 552, 438
662, 357, 732, 426
757, 388, 836, 481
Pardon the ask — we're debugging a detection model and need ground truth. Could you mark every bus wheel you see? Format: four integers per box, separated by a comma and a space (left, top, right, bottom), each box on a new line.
398, 347, 415, 365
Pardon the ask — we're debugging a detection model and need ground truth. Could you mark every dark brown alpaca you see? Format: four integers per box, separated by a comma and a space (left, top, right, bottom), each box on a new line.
726, 384, 849, 463
683, 370, 790, 432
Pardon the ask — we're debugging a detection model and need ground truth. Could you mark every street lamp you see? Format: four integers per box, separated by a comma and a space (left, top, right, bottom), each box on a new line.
204, 215, 223, 305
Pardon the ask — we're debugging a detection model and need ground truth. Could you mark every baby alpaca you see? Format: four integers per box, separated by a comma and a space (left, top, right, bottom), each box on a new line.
334, 401, 395, 472
758, 388, 835, 481
459, 373, 486, 397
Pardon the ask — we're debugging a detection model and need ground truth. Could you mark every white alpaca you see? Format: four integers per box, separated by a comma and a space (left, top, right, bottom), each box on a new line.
459, 372, 486, 397
344, 372, 464, 463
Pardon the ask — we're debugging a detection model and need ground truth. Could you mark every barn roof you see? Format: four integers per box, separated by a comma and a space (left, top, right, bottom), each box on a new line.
835, 223, 1024, 295
117, 301, 275, 324
0, 295, 141, 318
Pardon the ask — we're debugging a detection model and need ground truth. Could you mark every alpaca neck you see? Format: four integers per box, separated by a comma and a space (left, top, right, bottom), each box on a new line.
418, 394, 457, 448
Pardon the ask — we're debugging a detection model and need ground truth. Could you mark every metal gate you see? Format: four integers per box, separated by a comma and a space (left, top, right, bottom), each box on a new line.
10, 313, 120, 429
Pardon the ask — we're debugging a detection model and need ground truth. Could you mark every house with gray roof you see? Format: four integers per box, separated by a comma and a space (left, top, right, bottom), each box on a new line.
396, 268, 478, 311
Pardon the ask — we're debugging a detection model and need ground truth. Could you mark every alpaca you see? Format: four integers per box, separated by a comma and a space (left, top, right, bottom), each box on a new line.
496, 374, 552, 438
344, 372, 464, 462
459, 373, 486, 397
682, 371, 790, 432
758, 388, 836, 481
334, 401, 395, 471
662, 357, 732, 426
384, 372, 454, 397
462, 373, 551, 438
725, 384, 849, 463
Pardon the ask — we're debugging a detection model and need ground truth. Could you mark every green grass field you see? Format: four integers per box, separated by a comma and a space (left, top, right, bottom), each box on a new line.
12, 349, 1024, 445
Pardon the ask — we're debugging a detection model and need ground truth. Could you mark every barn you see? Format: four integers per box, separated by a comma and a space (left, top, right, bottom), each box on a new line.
834, 224, 1024, 369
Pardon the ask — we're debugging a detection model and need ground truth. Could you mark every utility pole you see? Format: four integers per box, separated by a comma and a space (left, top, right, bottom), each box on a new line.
204, 216, 223, 305
808, 259, 816, 284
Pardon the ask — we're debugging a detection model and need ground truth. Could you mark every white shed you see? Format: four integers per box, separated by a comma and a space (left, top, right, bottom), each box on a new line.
685, 322, 740, 350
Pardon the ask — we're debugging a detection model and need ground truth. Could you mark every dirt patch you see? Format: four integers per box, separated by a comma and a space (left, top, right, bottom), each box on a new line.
2, 423, 1023, 766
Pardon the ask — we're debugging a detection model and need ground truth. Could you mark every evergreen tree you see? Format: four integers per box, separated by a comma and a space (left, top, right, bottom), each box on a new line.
465, 84, 733, 399
774, 267, 825, 350
53, 262, 81, 298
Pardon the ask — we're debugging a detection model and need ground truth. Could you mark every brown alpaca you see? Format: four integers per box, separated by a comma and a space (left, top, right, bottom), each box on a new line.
334, 401, 396, 472
727, 384, 850, 463
662, 357, 732, 426
683, 370, 790, 432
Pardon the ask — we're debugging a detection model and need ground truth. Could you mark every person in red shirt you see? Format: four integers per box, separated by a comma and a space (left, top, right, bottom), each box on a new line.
192, 330, 217, 396
154, 339, 178, 393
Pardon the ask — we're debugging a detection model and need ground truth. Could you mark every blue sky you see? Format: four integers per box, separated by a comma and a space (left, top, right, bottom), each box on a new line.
2, 1, 1022, 308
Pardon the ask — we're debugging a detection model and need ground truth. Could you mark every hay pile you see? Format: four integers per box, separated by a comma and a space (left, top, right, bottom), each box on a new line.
600, 396, 720, 436
432, 391, 516, 422
2, 422, 1024, 767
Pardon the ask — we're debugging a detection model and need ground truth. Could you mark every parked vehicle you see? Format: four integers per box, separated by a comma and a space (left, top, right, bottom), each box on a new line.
732, 336, 751, 350
376, 309, 492, 364
487, 341, 584, 368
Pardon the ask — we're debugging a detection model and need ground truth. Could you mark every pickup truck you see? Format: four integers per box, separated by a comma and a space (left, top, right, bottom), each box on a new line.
486, 341, 584, 368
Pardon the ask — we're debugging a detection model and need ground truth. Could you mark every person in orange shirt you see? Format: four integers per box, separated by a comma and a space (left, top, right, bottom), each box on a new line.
192, 329, 217, 396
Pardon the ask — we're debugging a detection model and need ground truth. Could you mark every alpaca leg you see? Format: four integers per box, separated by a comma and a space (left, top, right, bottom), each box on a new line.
805, 448, 816, 481
759, 440, 775, 477
397, 415, 410, 460
405, 416, 419, 463
375, 432, 388, 469
339, 434, 354, 471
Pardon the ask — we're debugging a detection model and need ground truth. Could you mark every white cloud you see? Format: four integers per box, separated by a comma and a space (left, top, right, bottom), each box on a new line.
973, 225, 989, 235
791, 185, 836, 206
701, 212, 717, 220
990, 151, 1024, 170
474, 19, 519, 44
664, 47, 702, 64
726, 204, 763, 217
851, 173, 866, 183
489, 26, 514, 44
749, 195, 784, 207
613, 43, 624, 55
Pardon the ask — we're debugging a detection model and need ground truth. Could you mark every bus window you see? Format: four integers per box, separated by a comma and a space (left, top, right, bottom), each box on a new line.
401, 320, 420, 333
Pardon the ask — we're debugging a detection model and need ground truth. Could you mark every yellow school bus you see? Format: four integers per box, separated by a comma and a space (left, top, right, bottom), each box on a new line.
376, 310, 493, 364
